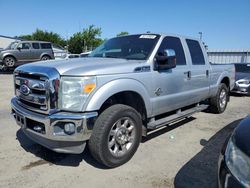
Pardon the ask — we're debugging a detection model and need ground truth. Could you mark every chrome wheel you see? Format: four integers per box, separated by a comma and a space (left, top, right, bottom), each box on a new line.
108, 117, 136, 157
219, 89, 227, 109
4, 57, 15, 67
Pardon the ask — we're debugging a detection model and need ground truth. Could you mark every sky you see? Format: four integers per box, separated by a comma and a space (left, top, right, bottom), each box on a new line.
0, 0, 249, 49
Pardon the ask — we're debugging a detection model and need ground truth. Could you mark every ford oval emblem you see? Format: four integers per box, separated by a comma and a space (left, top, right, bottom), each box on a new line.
20, 84, 30, 96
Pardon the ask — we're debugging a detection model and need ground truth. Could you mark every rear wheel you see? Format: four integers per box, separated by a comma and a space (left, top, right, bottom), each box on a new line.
209, 83, 229, 113
4, 56, 16, 67
88, 104, 142, 168
41, 55, 50, 61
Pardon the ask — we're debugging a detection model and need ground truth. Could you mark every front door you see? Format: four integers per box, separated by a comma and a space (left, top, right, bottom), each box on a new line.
152, 36, 192, 116
15, 42, 32, 64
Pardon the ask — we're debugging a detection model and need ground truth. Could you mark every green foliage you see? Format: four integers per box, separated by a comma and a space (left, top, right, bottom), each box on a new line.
116, 31, 129, 37
18, 25, 107, 54
68, 25, 104, 54
68, 32, 84, 54
19, 29, 66, 47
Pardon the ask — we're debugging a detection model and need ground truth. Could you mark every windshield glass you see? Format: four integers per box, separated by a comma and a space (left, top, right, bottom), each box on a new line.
89, 34, 160, 60
235, 64, 250, 73
6, 41, 19, 50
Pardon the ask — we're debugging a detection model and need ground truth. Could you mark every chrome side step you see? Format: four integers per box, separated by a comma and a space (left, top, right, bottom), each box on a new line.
147, 104, 208, 130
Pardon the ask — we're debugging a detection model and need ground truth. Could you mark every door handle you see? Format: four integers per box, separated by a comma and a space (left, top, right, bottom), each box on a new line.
184, 71, 191, 79
206, 70, 209, 77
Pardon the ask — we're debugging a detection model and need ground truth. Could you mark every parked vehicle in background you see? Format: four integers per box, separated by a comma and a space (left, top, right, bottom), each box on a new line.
52, 44, 68, 60
11, 33, 235, 167
65, 54, 80, 59
218, 116, 250, 188
80, 51, 91, 57
231, 63, 250, 96
0, 41, 54, 70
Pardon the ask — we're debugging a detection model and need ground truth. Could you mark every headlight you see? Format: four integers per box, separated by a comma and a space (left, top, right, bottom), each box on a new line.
225, 137, 250, 187
237, 79, 250, 85
58, 76, 96, 111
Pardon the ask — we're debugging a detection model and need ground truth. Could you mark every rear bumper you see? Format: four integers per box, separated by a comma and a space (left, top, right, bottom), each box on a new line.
11, 97, 98, 154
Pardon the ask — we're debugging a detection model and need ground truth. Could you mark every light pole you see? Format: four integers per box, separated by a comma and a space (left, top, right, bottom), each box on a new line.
198, 32, 203, 41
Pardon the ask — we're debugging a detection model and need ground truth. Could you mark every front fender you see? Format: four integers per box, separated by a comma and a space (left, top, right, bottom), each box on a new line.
84, 79, 152, 117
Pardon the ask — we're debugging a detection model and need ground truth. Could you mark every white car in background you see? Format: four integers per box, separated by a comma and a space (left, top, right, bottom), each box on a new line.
80, 51, 91, 57
52, 44, 68, 59
65, 54, 80, 59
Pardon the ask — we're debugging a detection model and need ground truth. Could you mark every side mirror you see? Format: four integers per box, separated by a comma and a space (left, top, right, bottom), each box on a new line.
17, 47, 21, 51
155, 49, 176, 70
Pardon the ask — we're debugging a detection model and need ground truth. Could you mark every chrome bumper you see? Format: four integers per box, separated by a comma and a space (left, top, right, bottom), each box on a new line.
11, 97, 98, 154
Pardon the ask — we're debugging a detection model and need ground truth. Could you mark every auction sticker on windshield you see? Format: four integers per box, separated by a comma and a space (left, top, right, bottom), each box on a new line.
139, 35, 157, 39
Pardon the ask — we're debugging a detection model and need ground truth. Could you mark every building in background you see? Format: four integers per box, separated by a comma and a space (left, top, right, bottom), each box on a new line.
208, 49, 250, 64
0, 35, 21, 49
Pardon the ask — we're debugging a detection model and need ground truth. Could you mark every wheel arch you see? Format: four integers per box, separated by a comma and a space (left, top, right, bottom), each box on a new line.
3, 54, 17, 61
84, 79, 152, 118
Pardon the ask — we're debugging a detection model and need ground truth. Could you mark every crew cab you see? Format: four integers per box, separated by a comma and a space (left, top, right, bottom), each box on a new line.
11, 33, 235, 167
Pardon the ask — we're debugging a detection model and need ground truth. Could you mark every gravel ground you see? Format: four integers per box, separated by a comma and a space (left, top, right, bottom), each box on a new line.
0, 72, 250, 188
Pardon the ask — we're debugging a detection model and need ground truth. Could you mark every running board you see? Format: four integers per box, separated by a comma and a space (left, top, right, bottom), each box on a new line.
147, 104, 208, 130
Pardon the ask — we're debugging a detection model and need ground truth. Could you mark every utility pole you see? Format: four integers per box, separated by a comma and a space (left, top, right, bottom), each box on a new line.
198, 32, 203, 41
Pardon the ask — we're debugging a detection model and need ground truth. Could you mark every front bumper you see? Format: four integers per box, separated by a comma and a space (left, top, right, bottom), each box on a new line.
11, 97, 98, 154
218, 154, 245, 188
231, 85, 250, 95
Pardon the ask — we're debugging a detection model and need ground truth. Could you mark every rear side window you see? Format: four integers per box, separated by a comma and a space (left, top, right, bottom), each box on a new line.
186, 39, 205, 65
40, 43, 52, 49
32, 43, 40, 49
157, 37, 186, 65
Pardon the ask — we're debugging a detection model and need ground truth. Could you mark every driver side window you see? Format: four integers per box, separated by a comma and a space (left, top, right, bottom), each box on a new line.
17, 43, 31, 49
157, 37, 186, 65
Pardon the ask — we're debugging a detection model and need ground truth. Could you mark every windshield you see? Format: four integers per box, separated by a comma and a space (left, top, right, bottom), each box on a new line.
89, 34, 160, 60
6, 41, 19, 50
235, 64, 250, 73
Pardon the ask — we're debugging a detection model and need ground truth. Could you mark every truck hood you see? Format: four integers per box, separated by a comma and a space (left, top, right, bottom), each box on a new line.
18, 57, 147, 76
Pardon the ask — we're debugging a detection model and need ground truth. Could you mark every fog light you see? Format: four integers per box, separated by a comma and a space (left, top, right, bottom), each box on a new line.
64, 123, 75, 135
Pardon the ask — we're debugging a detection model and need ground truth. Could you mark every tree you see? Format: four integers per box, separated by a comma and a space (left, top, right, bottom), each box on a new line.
68, 25, 103, 53
81, 25, 103, 51
68, 32, 84, 54
116, 31, 129, 37
19, 29, 66, 47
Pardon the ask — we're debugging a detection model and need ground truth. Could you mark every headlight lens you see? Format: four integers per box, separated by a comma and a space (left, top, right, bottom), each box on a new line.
59, 76, 96, 111
225, 138, 250, 187
237, 79, 250, 85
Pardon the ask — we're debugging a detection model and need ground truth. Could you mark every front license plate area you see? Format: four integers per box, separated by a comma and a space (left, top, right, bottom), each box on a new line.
15, 112, 26, 128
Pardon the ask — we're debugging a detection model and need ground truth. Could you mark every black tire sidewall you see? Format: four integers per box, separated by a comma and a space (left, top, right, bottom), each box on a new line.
216, 84, 229, 113
90, 105, 142, 167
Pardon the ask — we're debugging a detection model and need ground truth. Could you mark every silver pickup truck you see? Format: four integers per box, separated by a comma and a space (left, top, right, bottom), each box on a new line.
11, 33, 235, 167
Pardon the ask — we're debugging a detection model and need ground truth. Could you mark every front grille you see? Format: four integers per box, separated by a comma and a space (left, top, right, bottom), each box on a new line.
15, 73, 49, 114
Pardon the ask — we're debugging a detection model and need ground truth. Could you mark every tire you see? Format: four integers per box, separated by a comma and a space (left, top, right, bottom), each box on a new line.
88, 104, 142, 168
209, 83, 229, 114
4, 56, 16, 67
41, 55, 50, 61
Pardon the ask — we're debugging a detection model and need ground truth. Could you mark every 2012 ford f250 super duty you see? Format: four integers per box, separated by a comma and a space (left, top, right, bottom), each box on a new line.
11, 33, 235, 167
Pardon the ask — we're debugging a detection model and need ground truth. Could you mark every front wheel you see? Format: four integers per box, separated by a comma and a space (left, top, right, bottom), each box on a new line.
209, 83, 229, 113
88, 104, 142, 168
4, 56, 16, 67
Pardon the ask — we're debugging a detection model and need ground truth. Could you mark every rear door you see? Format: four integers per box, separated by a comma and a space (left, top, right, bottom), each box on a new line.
30, 42, 42, 61
185, 39, 210, 103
